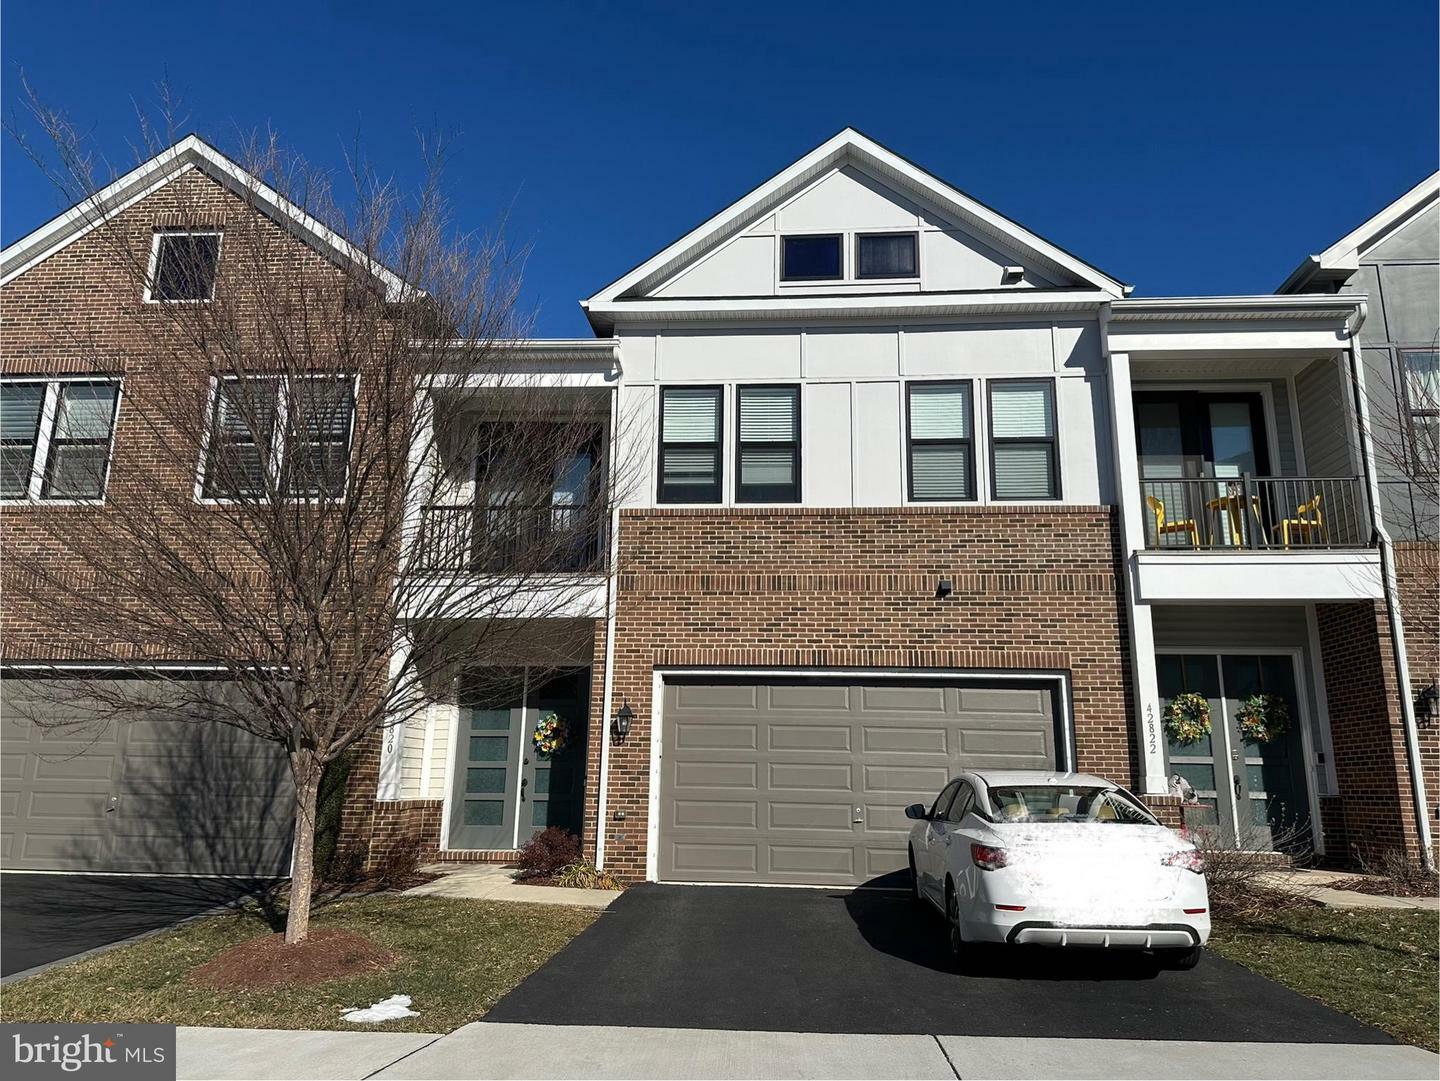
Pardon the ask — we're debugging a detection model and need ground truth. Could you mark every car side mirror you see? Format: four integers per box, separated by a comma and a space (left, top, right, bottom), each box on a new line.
904, 803, 928, 820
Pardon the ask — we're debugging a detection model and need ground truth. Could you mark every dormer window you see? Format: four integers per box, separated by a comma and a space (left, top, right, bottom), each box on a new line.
147, 230, 222, 302
780, 234, 842, 282
856, 233, 918, 279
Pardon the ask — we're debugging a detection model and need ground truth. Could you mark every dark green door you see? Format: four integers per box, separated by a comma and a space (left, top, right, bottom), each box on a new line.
519, 670, 589, 844
1221, 655, 1310, 852
1158, 653, 1310, 852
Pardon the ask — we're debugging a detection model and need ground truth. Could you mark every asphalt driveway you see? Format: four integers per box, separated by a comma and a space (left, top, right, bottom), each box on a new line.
1, 872, 280, 978
484, 884, 1396, 1043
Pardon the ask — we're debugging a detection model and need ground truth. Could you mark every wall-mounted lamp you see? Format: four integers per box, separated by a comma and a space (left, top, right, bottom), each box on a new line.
613, 699, 635, 741
1001, 265, 1025, 284
935, 578, 953, 600
1417, 684, 1439, 729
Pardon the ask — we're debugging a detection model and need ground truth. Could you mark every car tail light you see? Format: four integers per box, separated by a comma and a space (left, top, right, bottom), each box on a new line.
1162, 849, 1206, 874
971, 843, 1009, 871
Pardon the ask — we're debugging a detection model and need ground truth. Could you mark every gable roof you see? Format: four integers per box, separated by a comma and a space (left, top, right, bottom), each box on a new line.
0, 134, 408, 300
583, 127, 1130, 316
1277, 170, 1440, 293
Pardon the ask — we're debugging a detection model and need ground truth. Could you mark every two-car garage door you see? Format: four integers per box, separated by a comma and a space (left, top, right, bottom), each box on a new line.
658, 678, 1063, 885
1, 678, 294, 875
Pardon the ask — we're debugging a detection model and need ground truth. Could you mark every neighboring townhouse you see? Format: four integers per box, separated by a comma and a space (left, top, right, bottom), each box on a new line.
2, 129, 1432, 885
0, 137, 406, 875
1277, 172, 1439, 863
372, 129, 1432, 883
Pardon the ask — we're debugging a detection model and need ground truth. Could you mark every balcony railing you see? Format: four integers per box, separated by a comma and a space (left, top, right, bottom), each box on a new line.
1140, 476, 1372, 550
414, 504, 606, 573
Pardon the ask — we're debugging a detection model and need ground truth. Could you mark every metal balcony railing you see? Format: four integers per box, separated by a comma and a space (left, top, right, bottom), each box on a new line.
1139, 475, 1372, 550
414, 504, 606, 573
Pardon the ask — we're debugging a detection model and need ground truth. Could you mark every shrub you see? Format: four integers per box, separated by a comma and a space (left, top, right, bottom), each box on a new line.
1189, 815, 1314, 915
553, 860, 623, 890
515, 827, 581, 878
373, 834, 424, 891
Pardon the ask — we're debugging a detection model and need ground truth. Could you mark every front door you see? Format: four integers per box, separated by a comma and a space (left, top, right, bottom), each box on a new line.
518, 670, 590, 845
449, 673, 527, 850
1157, 653, 1311, 852
449, 668, 590, 851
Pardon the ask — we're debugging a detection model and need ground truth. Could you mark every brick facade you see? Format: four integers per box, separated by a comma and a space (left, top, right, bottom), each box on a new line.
1394, 541, 1439, 856
1314, 600, 1425, 863
590, 504, 1135, 881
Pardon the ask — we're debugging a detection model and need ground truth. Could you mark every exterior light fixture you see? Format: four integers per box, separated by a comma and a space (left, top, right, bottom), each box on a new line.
613, 699, 635, 741
935, 578, 953, 599
1418, 684, 1439, 728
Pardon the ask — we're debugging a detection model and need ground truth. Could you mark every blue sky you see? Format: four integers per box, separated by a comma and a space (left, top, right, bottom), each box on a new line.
4, 1, 1436, 335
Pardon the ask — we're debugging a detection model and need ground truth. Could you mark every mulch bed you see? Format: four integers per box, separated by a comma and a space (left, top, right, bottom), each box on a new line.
188, 929, 395, 990
1329, 874, 1439, 899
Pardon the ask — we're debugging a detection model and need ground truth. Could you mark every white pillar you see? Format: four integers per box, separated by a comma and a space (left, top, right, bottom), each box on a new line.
1105, 346, 1168, 794
377, 629, 412, 801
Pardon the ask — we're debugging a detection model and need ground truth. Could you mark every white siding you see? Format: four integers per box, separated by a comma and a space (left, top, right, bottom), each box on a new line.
617, 317, 1108, 509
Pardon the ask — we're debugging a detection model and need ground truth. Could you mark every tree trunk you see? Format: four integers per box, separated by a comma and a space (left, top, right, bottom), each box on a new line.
284, 752, 322, 945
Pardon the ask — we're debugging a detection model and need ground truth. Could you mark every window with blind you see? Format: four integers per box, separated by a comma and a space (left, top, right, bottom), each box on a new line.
907, 381, 974, 501
41, 383, 122, 499
736, 385, 800, 503
856, 233, 918, 279
202, 375, 354, 499
1, 379, 120, 501
1400, 350, 1439, 470
659, 386, 722, 503
989, 379, 1060, 500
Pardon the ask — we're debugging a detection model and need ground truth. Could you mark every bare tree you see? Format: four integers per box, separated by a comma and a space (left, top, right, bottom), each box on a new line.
3, 95, 632, 943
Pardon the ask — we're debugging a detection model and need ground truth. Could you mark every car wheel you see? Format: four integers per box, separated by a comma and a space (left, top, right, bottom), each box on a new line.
945, 883, 965, 962
908, 848, 923, 906
1161, 944, 1203, 970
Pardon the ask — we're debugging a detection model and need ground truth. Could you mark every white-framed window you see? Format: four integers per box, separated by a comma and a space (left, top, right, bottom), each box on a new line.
199, 373, 355, 501
1, 377, 122, 502
145, 229, 223, 303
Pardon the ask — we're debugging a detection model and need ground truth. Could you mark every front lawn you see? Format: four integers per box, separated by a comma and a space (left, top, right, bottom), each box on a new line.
1209, 906, 1439, 1051
0, 895, 597, 1032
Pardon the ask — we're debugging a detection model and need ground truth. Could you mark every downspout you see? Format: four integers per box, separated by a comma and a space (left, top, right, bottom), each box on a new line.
1345, 310, 1435, 871
594, 344, 623, 870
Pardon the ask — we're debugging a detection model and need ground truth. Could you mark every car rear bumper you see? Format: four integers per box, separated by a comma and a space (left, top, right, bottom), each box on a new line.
1004, 922, 1200, 948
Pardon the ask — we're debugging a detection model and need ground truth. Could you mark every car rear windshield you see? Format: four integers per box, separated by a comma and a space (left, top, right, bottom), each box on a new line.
986, 785, 1157, 825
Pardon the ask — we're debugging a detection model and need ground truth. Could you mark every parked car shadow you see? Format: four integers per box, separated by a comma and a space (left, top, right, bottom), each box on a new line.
841, 882, 1163, 981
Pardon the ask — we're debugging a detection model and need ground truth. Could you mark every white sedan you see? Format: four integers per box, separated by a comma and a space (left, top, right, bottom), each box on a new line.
905, 769, 1209, 970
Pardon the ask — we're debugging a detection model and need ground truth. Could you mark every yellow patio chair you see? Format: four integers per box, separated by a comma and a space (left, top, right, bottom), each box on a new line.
1146, 495, 1200, 547
1272, 493, 1325, 548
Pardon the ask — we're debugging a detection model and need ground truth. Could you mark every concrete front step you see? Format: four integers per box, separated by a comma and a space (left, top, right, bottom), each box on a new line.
407, 863, 621, 909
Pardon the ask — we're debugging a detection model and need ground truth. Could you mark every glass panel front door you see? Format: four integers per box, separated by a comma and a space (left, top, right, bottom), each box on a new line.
450, 675, 525, 850
1158, 652, 1310, 853
449, 667, 590, 851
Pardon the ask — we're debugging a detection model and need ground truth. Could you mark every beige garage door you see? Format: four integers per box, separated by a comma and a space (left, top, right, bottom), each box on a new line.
1, 678, 294, 875
658, 679, 1060, 885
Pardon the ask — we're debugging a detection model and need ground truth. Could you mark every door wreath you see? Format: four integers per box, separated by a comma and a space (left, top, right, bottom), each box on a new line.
1163, 692, 1211, 746
532, 712, 568, 758
1236, 693, 1289, 743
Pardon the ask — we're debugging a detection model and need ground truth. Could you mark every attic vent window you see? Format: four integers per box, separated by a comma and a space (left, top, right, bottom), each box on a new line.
781, 234, 842, 281
856, 233, 918, 279
148, 230, 222, 302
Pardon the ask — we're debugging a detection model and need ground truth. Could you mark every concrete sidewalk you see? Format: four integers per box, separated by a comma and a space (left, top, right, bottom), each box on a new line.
178, 1023, 1440, 1080
403, 864, 621, 910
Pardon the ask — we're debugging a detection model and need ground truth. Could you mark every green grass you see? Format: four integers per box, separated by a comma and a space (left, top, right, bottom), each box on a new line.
0, 895, 597, 1033
1209, 906, 1439, 1051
